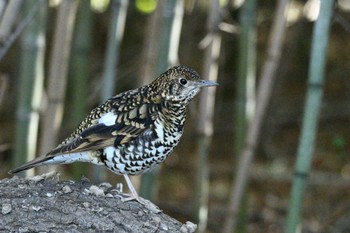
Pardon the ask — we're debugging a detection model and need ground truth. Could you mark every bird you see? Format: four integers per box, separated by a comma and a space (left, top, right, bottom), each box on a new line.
9, 65, 218, 203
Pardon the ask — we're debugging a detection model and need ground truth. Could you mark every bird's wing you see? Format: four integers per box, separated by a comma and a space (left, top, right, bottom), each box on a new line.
47, 101, 160, 155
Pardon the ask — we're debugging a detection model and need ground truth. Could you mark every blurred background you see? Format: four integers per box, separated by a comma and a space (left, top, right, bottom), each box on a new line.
0, 0, 350, 232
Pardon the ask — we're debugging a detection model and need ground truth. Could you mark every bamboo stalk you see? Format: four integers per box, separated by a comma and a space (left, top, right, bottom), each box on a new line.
70, 1, 93, 129
223, 0, 257, 231
0, 0, 45, 62
38, 0, 79, 174
157, 0, 183, 71
139, 1, 163, 86
223, 0, 289, 232
234, 0, 257, 160
0, 0, 23, 42
13, 0, 47, 177
0, 1, 7, 19
140, 0, 184, 201
232, 0, 257, 231
193, 1, 221, 232
100, 0, 128, 102
286, 1, 334, 232
69, 0, 93, 179
0, 75, 8, 107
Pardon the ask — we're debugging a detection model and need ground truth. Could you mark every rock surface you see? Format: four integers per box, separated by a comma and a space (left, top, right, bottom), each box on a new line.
0, 173, 196, 232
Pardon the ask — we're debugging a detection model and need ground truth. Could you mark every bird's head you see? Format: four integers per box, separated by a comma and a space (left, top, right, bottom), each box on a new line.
152, 66, 218, 104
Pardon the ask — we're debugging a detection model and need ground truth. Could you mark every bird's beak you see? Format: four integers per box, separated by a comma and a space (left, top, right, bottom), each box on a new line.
196, 80, 219, 87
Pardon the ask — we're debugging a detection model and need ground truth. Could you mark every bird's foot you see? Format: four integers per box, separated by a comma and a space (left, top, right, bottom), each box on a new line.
136, 198, 162, 214
114, 176, 162, 213
114, 191, 161, 213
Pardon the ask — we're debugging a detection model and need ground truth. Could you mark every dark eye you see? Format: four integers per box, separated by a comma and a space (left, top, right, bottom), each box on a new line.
179, 78, 187, 85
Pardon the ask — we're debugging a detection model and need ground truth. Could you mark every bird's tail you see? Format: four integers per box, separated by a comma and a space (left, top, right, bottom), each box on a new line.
9, 152, 96, 174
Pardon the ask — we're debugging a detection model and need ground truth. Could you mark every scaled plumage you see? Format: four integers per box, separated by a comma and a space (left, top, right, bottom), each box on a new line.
9, 65, 218, 202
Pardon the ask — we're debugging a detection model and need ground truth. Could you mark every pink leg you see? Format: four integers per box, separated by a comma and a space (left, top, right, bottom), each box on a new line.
122, 174, 141, 202
120, 174, 161, 213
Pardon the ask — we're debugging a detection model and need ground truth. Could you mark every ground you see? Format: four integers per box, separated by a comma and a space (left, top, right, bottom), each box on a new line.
0, 172, 196, 233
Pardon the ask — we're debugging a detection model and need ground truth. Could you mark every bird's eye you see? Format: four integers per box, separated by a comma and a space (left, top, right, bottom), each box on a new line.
179, 78, 187, 85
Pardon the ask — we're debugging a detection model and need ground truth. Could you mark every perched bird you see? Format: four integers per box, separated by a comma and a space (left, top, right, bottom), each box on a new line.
9, 65, 218, 202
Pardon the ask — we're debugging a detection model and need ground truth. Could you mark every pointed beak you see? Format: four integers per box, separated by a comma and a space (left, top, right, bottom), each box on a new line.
196, 80, 219, 88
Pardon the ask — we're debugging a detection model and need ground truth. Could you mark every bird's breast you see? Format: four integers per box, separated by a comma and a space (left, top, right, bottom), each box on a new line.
154, 117, 183, 145
101, 115, 185, 175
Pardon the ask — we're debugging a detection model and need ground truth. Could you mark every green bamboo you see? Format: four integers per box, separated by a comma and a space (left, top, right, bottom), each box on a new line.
92, 0, 128, 183
224, 0, 257, 232
235, 0, 257, 230
0, 0, 45, 62
286, 1, 334, 232
0, 2, 6, 17
0, 0, 23, 41
13, 0, 47, 176
235, 0, 256, 159
154, 0, 177, 74
139, 0, 163, 86
140, 0, 182, 201
224, 0, 289, 232
69, 0, 93, 179
194, 1, 221, 232
38, 0, 79, 174
100, 0, 128, 102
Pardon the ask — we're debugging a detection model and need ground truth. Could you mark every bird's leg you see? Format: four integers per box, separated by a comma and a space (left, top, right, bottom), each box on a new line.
119, 174, 161, 213
121, 174, 141, 202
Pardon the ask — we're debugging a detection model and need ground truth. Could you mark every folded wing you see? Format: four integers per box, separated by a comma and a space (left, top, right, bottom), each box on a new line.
47, 101, 160, 156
